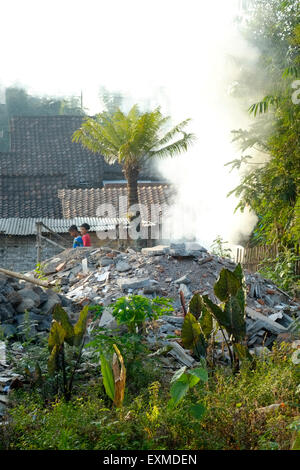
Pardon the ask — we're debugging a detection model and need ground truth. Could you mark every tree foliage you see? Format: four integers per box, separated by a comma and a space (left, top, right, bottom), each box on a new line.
228, 0, 300, 248
72, 105, 195, 211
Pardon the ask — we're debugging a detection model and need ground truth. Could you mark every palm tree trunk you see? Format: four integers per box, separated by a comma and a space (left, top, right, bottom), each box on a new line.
124, 166, 139, 218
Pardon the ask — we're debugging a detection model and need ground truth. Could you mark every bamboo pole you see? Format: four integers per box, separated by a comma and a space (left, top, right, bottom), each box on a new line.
40, 234, 66, 250
36, 222, 42, 265
0, 267, 50, 288
39, 222, 67, 244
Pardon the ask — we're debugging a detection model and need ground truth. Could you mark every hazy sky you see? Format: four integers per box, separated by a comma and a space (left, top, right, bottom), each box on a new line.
1, 0, 241, 113
1, 0, 259, 247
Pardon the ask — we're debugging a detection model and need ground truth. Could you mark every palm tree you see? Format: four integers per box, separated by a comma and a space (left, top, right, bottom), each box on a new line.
72, 105, 195, 217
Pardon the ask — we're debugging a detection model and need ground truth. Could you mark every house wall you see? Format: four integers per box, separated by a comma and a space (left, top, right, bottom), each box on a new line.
0, 230, 155, 272
0, 234, 62, 272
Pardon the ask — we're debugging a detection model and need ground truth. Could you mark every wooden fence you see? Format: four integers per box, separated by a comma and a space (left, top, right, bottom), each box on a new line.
235, 244, 300, 275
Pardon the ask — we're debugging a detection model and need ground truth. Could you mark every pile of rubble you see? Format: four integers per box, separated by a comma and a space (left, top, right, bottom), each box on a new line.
0, 272, 77, 339
38, 242, 299, 349
0, 242, 299, 351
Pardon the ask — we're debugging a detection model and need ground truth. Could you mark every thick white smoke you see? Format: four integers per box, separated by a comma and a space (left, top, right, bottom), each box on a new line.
92, 1, 260, 250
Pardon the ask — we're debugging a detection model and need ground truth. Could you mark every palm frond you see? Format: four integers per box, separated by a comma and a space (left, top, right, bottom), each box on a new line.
72, 104, 195, 168
151, 118, 192, 149
248, 95, 279, 116
149, 132, 196, 159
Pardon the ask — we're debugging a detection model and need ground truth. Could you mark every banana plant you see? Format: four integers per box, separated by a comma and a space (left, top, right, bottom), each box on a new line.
100, 344, 126, 408
48, 304, 90, 401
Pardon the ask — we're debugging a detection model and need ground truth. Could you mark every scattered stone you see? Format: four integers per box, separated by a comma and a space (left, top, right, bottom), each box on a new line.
166, 342, 195, 367
117, 277, 152, 291
115, 261, 131, 273
100, 257, 114, 267
179, 283, 192, 299
98, 309, 118, 330
257, 404, 282, 414
174, 274, 191, 285
141, 245, 170, 256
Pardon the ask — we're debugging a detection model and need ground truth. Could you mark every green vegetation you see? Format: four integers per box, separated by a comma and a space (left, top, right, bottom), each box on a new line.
181, 264, 252, 371
0, 267, 298, 451
258, 247, 300, 295
0, 342, 298, 450
210, 236, 233, 259
111, 295, 174, 333
227, 0, 300, 280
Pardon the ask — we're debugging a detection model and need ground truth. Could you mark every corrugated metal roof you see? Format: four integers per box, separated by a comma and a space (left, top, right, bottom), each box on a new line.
0, 217, 131, 236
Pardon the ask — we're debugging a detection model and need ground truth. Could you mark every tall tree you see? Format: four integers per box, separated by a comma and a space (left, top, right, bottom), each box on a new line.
72, 105, 195, 216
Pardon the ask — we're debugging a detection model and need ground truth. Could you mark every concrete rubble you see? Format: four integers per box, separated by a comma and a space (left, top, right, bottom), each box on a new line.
33, 243, 299, 350
0, 242, 299, 419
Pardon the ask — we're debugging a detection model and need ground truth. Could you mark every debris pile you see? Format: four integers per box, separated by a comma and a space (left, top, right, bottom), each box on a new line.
37, 242, 299, 352
0, 272, 77, 339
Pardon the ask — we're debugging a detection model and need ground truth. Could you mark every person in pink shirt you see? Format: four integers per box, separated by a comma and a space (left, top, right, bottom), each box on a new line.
80, 223, 92, 247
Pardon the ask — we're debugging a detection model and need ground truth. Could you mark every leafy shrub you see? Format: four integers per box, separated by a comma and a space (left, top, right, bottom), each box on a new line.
111, 295, 174, 333
258, 248, 300, 295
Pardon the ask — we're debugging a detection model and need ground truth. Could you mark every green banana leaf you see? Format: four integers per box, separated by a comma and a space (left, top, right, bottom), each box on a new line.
100, 353, 115, 402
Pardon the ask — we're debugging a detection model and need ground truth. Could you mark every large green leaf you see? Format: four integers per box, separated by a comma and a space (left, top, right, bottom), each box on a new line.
233, 263, 244, 282
52, 304, 74, 345
187, 374, 200, 388
214, 268, 241, 302
181, 313, 201, 349
199, 309, 213, 339
234, 286, 247, 315
193, 334, 207, 359
170, 379, 190, 406
291, 431, 300, 450
189, 367, 208, 383
223, 296, 246, 341
189, 403, 206, 420
189, 294, 213, 339
48, 344, 59, 375
73, 305, 89, 346
100, 354, 115, 402
48, 320, 66, 352
202, 295, 229, 328
170, 366, 187, 384
189, 293, 204, 319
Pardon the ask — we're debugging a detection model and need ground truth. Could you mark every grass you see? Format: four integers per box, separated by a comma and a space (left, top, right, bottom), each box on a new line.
0, 341, 298, 450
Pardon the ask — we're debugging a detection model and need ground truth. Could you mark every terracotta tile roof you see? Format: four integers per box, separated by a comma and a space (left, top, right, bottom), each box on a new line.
58, 184, 174, 219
